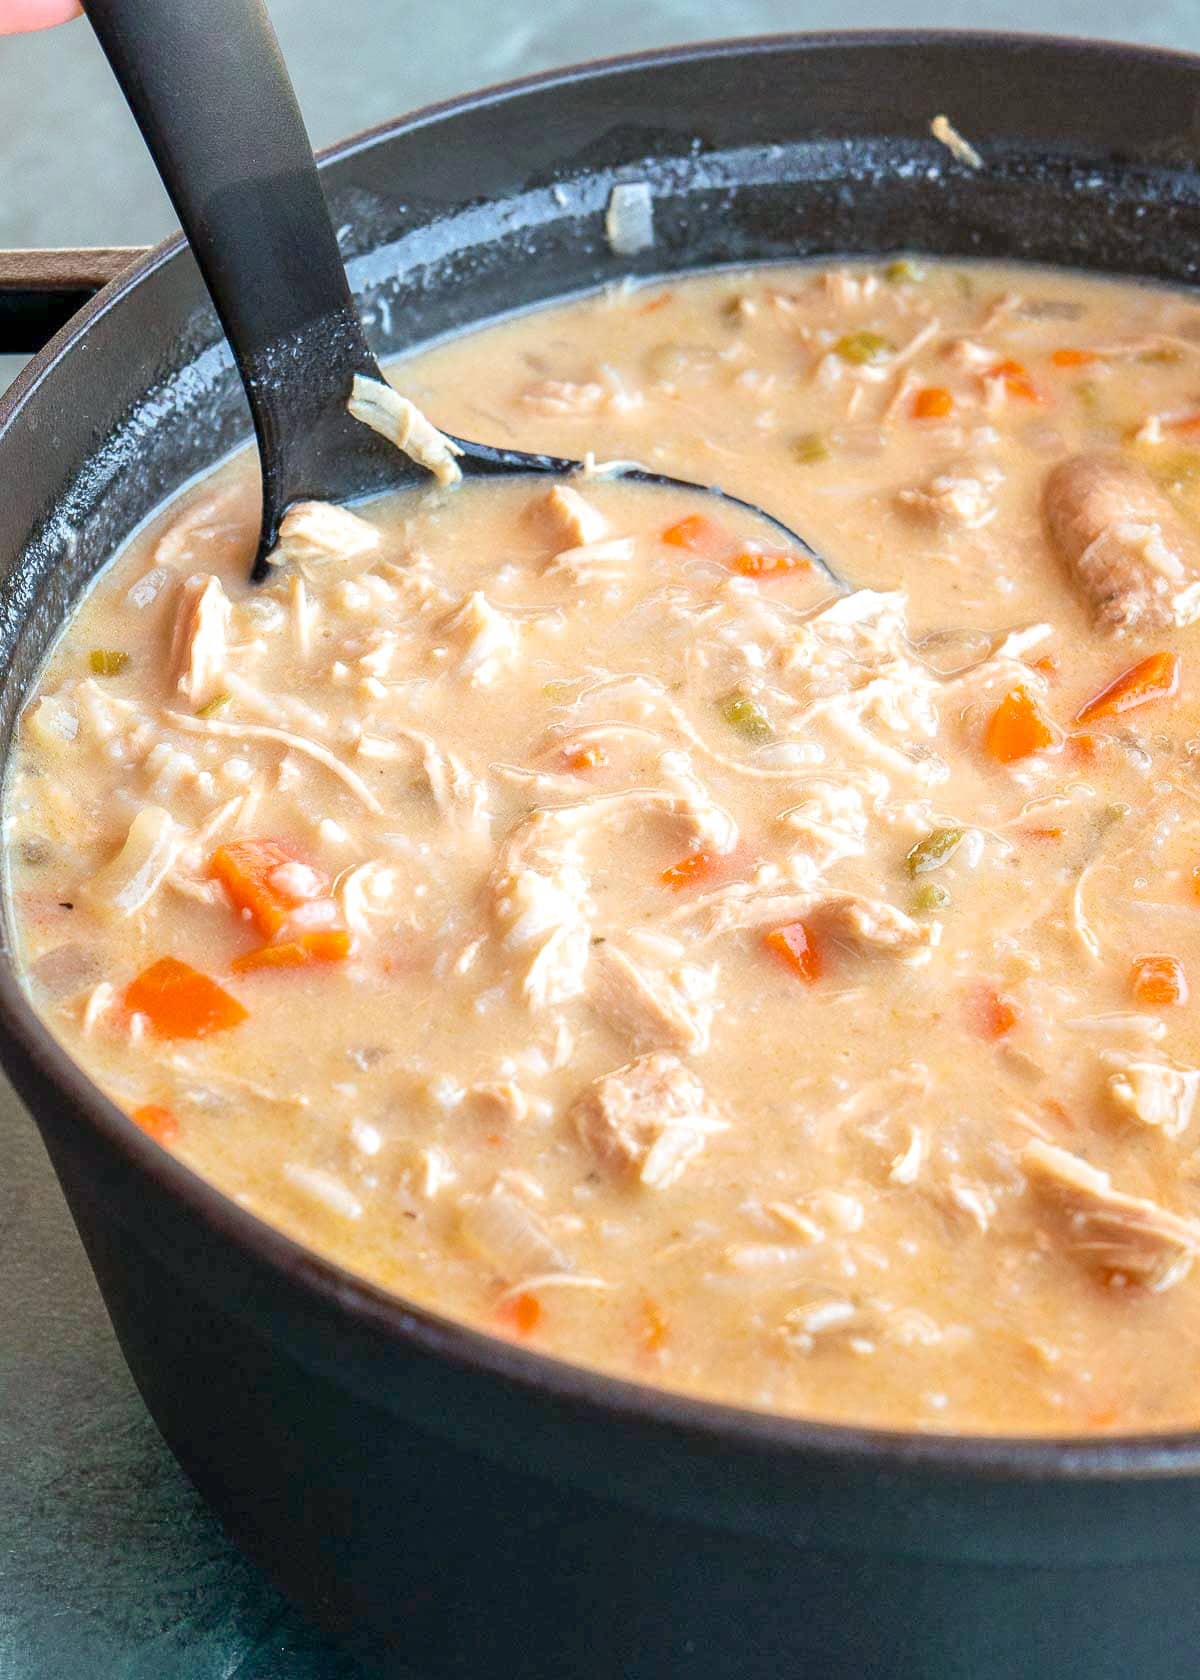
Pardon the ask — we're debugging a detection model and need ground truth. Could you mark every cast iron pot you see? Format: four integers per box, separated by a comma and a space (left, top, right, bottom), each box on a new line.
4, 32, 1200, 1680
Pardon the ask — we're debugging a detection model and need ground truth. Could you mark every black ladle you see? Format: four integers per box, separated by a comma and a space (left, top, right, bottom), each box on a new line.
84, 0, 840, 588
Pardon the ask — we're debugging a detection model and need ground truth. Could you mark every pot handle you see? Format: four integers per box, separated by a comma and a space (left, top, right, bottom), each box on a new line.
0, 247, 148, 357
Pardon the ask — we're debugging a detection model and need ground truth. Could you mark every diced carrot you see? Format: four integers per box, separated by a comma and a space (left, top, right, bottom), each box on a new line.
731, 548, 811, 578
763, 921, 823, 983
637, 291, 673, 315
987, 358, 1042, 402
1022, 826, 1063, 842
1130, 955, 1188, 1008
232, 928, 353, 972
912, 385, 953, 420
1050, 348, 1099, 368
966, 983, 1021, 1041
984, 687, 1056, 764
1068, 731, 1100, 763
1075, 651, 1179, 724
1029, 652, 1060, 680
1042, 1096, 1075, 1132
1168, 413, 1200, 434
125, 957, 247, 1039
661, 513, 727, 556
211, 839, 323, 937
661, 849, 718, 890
497, 1292, 542, 1337
563, 744, 607, 772
131, 1103, 180, 1143
639, 1294, 670, 1355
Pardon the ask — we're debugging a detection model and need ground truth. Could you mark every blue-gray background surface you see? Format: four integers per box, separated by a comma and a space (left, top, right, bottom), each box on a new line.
0, 3, 1196, 1675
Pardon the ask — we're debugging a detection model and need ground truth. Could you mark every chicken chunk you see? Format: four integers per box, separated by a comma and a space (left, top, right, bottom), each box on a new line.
896, 470, 997, 529
571, 1052, 726, 1189
810, 894, 939, 961
269, 500, 381, 577
1022, 1138, 1199, 1290
347, 375, 463, 487
528, 483, 609, 550
1103, 1054, 1199, 1141
589, 942, 712, 1054
442, 591, 518, 686
169, 572, 231, 708
1043, 453, 1200, 632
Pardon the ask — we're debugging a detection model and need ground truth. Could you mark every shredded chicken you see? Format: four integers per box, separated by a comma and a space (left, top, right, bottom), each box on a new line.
165, 711, 385, 813
391, 728, 489, 831
897, 469, 998, 529
268, 500, 382, 577
529, 483, 609, 549
347, 375, 463, 487
930, 114, 984, 170
812, 893, 940, 960
1103, 1054, 1200, 1140
442, 591, 519, 686
589, 942, 713, 1054
169, 573, 231, 707
1043, 453, 1200, 632
1022, 1138, 1200, 1289
571, 1052, 726, 1189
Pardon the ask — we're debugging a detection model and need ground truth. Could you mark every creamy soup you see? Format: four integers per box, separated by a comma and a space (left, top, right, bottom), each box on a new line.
11, 259, 1200, 1436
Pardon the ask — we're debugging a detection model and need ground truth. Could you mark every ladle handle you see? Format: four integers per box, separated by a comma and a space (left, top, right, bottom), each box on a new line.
83, 0, 397, 569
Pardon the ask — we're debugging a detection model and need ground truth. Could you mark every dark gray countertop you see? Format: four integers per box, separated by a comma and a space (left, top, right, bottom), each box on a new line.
3, 2, 1199, 1673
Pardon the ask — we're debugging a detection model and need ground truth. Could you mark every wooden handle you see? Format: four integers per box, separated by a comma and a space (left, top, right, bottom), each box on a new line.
0, 247, 148, 357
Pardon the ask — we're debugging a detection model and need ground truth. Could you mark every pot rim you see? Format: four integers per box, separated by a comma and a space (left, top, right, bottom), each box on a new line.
5, 26, 1200, 1483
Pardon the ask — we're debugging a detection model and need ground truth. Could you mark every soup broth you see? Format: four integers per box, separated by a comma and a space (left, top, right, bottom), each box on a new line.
11, 259, 1200, 1435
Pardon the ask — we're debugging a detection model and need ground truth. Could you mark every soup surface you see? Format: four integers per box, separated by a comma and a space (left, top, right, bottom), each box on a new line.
11, 259, 1200, 1435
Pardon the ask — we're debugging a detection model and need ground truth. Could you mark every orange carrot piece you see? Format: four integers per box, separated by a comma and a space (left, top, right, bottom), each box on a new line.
1022, 826, 1063, 842
984, 687, 1056, 764
731, 548, 811, 578
1050, 348, 1099, 368
563, 744, 607, 772
1130, 955, 1188, 1008
125, 957, 247, 1039
637, 291, 673, 315
966, 983, 1021, 1041
1042, 1096, 1075, 1133
763, 921, 823, 983
661, 513, 726, 555
232, 928, 353, 972
1029, 652, 1060, 680
131, 1103, 180, 1143
661, 849, 717, 890
639, 1294, 670, 1354
1075, 651, 1179, 724
1168, 413, 1200, 434
1068, 732, 1101, 763
912, 385, 953, 419
211, 839, 319, 937
497, 1292, 542, 1337
987, 358, 1042, 402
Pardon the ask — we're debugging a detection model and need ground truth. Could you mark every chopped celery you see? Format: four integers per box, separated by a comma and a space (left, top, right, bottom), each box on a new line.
905, 827, 965, 876
792, 432, 829, 465
884, 258, 925, 284
89, 649, 129, 677
833, 330, 894, 366
913, 881, 951, 913
196, 692, 232, 719
719, 688, 774, 745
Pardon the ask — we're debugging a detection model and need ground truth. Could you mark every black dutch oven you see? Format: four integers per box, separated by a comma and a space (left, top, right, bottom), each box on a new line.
3, 32, 1200, 1680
